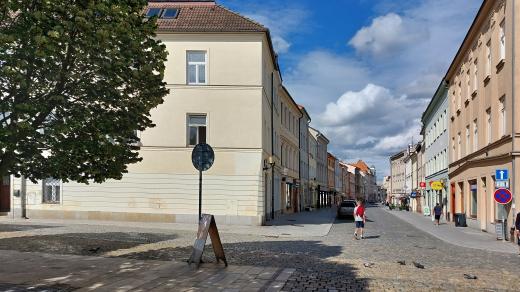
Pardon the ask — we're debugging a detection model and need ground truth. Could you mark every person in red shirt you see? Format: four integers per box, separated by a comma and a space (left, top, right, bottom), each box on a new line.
353, 199, 366, 240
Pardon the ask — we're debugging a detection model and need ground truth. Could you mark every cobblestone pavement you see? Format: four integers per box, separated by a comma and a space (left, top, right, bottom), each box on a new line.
1, 206, 519, 291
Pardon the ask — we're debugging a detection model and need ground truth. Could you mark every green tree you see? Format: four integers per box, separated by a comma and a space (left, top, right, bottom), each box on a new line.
0, 0, 168, 183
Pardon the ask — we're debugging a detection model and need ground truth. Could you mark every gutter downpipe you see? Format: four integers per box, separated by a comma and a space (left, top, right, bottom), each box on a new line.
511, 0, 516, 236
271, 73, 275, 220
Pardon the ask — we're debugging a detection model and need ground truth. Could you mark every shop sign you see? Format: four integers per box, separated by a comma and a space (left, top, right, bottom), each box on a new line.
419, 182, 426, 189
430, 181, 443, 191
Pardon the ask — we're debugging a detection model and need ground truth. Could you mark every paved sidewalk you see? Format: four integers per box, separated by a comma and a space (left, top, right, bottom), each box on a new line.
383, 207, 518, 254
0, 208, 336, 238
0, 250, 294, 292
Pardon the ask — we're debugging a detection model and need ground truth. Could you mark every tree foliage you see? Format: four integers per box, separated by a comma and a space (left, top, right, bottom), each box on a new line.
0, 0, 168, 183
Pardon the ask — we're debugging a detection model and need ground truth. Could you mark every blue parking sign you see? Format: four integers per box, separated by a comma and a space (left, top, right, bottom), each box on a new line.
495, 169, 508, 181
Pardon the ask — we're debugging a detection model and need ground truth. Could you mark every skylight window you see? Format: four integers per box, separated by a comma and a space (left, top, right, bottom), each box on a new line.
162, 9, 179, 19
146, 8, 162, 18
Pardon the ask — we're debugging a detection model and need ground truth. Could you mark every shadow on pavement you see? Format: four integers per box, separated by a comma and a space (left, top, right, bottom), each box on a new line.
266, 208, 337, 227
0, 224, 58, 232
120, 240, 369, 291
0, 232, 177, 256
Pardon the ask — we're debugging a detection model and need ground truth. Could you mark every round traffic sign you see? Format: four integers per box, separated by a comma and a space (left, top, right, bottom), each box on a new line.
493, 188, 512, 205
191, 143, 215, 172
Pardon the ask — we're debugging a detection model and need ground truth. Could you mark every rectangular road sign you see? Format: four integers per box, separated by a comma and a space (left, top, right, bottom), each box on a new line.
495, 169, 508, 181
495, 180, 509, 189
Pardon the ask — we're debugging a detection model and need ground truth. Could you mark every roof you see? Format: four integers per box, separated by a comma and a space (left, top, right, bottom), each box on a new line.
147, 1, 279, 71
298, 105, 311, 122
350, 160, 371, 174
148, 1, 267, 33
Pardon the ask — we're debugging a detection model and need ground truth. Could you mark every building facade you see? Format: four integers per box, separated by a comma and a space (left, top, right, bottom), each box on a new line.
299, 106, 311, 211
422, 81, 450, 218
7, 0, 289, 226
447, 0, 519, 233
308, 131, 318, 209
389, 151, 407, 204
309, 127, 329, 208
279, 87, 302, 214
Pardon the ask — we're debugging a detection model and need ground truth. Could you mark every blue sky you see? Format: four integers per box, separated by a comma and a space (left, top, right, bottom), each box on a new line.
220, 0, 482, 180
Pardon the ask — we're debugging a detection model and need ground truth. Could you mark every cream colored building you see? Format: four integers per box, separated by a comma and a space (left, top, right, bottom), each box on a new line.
279, 86, 302, 214
447, 0, 519, 233
389, 150, 407, 204
308, 131, 318, 208
6, 0, 292, 225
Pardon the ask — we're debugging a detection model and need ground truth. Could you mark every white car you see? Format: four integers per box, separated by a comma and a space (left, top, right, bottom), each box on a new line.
337, 200, 356, 219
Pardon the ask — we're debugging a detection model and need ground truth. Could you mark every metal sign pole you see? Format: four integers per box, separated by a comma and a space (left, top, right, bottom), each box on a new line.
199, 170, 202, 221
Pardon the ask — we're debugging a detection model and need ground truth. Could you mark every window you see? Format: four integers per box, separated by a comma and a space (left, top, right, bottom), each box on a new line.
499, 96, 506, 137
162, 8, 179, 19
457, 133, 461, 160
486, 108, 492, 145
473, 59, 478, 92
470, 181, 478, 218
42, 178, 61, 204
466, 70, 470, 99
473, 119, 478, 152
452, 138, 456, 162
499, 19, 506, 61
457, 82, 462, 109
486, 41, 491, 77
188, 114, 207, 146
146, 8, 162, 18
466, 125, 470, 156
187, 51, 207, 85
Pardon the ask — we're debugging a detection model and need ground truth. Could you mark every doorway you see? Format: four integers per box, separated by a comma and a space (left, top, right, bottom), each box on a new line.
0, 176, 10, 213
450, 183, 455, 221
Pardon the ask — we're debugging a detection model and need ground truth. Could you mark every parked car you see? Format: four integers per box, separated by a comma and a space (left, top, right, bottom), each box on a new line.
337, 200, 356, 218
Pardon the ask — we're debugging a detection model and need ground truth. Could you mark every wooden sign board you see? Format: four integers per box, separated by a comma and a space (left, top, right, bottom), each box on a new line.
188, 214, 228, 268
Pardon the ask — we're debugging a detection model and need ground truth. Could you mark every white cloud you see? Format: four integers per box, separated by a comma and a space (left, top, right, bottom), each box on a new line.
349, 13, 428, 57
284, 51, 370, 114
242, 6, 308, 54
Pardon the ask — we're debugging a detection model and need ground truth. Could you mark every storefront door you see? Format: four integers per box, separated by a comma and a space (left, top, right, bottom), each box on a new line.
0, 177, 10, 212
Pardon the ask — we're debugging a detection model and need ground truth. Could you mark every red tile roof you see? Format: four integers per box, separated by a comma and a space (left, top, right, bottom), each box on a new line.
147, 1, 267, 33
350, 160, 371, 174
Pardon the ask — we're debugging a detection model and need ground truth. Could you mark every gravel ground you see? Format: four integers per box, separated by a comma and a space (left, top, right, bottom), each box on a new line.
0, 207, 519, 291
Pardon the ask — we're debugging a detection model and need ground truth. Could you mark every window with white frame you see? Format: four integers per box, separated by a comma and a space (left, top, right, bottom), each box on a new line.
187, 51, 207, 85
499, 96, 506, 137
486, 41, 491, 76
187, 114, 207, 146
486, 108, 492, 144
473, 119, 478, 152
499, 19, 506, 61
42, 178, 61, 204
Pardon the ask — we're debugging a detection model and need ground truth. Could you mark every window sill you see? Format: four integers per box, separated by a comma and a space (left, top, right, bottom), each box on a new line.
496, 59, 505, 72
483, 75, 491, 86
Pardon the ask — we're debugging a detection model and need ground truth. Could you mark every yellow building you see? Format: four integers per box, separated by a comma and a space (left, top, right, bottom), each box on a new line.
6, 0, 292, 226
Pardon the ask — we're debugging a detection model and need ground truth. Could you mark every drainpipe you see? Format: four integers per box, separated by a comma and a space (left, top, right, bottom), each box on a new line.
271, 73, 275, 220
511, 0, 516, 234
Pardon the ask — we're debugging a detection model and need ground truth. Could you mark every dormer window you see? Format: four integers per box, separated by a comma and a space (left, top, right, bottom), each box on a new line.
146, 8, 180, 19
162, 8, 179, 19
146, 8, 162, 18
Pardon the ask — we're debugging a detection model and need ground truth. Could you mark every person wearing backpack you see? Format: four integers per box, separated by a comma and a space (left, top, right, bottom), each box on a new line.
353, 199, 366, 240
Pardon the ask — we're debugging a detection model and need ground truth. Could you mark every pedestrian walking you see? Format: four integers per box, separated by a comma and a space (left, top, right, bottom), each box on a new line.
353, 199, 366, 240
515, 212, 520, 255
433, 203, 443, 226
